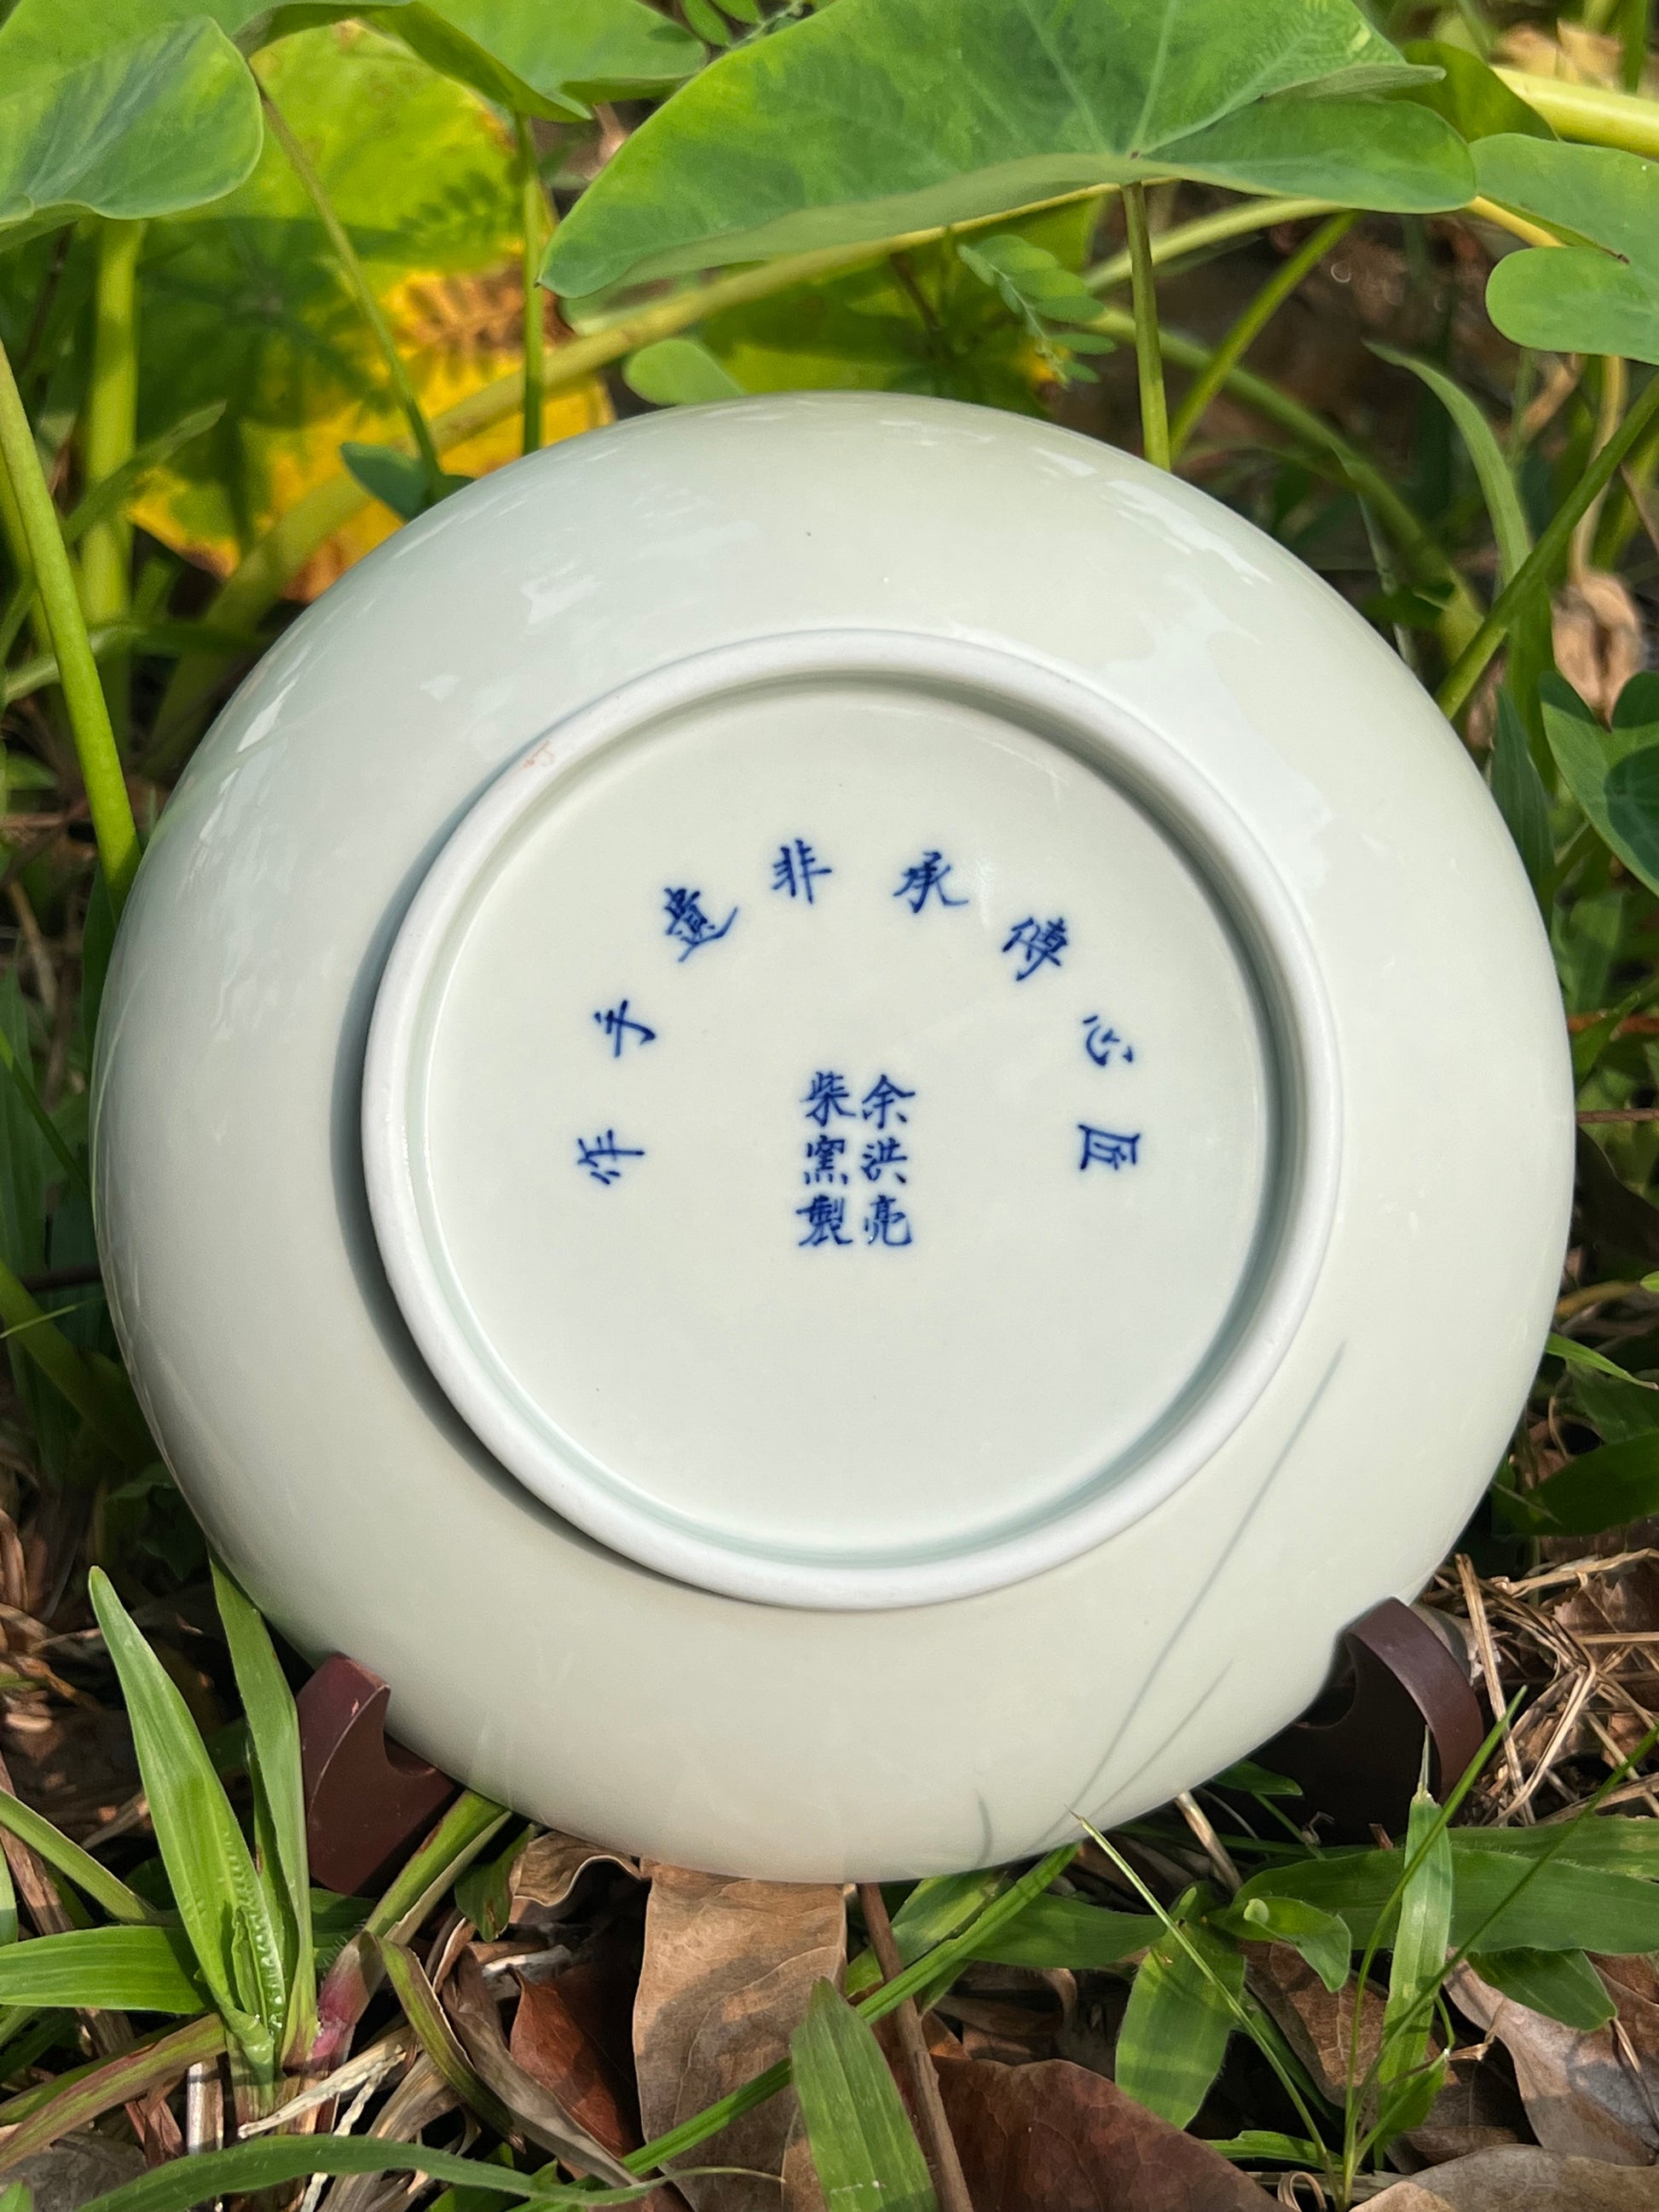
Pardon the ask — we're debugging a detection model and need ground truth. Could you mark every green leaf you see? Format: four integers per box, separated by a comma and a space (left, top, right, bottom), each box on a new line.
211, 1562, 313, 2058
1604, 748, 1659, 895
1238, 1840, 1659, 1954
622, 338, 744, 407
339, 443, 470, 522
542, 0, 1474, 297
1490, 690, 1553, 892
72, 2134, 662, 2212
0, 1790, 159, 1927
0, 1924, 204, 2013
790, 1980, 938, 2212
1115, 1910, 1242, 2128
1372, 347, 1530, 587
1214, 1894, 1350, 1992
129, 22, 526, 581
1379, 1789, 1452, 2094
59, 403, 226, 549
958, 233, 1103, 329
1469, 1946, 1616, 2029
369, 0, 702, 122
1540, 671, 1659, 897
968, 1891, 1154, 1971
1471, 1816, 1659, 1878
0, 19, 262, 239
452, 1822, 528, 1943
1211, 1759, 1304, 1799
1398, 42, 1555, 142
89, 1570, 285, 2073
699, 200, 1102, 414
1476, 137, 1659, 366
1506, 1431, 1659, 1536
1547, 1334, 1659, 1387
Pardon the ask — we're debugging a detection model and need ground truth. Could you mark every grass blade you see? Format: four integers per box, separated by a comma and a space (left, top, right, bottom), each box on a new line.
0, 2015, 223, 2169
0, 1793, 156, 1927
1115, 1907, 1243, 2127
211, 1561, 313, 2056
0, 1925, 203, 2013
790, 1980, 938, 2212
71, 2135, 670, 2212
89, 1570, 284, 2074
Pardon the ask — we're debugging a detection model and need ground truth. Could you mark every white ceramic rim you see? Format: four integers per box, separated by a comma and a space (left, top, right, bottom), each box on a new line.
361, 627, 1344, 1610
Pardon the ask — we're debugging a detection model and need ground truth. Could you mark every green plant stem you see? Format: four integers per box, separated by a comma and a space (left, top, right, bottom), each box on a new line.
1089, 196, 1338, 292
148, 184, 1122, 767
1497, 68, 1659, 155
1169, 212, 1354, 460
80, 220, 145, 742
1439, 368, 1659, 724
1088, 306, 1478, 644
515, 115, 548, 456
1122, 182, 1171, 471
259, 89, 445, 500
0, 335, 139, 911
624, 1842, 1078, 2179
1571, 354, 1627, 581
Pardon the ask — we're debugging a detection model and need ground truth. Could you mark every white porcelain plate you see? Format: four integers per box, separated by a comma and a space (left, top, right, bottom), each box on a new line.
364, 631, 1341, 1607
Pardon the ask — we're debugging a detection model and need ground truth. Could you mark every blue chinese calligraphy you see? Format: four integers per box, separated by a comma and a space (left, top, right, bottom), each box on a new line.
799, 1071, 916, 1247
1003, 915, 1068, 980
864, 1193, 912, 1247
592, 999, 656, 1057
576, 1130, 645, 1186
861, 1073, 914, 1130
860, 1135, 908, 1185
803, 1071, 856, 1126
803, 1134, 848, 1186
663, 885, 737, 961
797, 1194, 852, 1247
1078, 1125, 1141, 1172
1082, 1014, 1134, 1068
772, 839, 832, 903
894, 850, 968, 914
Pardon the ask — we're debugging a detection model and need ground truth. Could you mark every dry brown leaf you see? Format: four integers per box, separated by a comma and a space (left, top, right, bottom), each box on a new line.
1251, 1943, 1384, 2101
1553, 573, 1646, 724
1450, 1965, 1658, 2165
444, 1949, 637, 2186
1494, 21, 1625, 84
931, 2055, 1266, 2211
512, 1971, 642, 2158
1370, 2145, 1659, 2209
511, 1830, 642, 1923
633, 1866, 845, 2212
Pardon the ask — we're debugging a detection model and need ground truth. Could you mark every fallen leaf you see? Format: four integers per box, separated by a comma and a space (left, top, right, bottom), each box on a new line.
932, 2055, 1266, 2211
634, 1867, 845, 2212
1369, 2145, 1659, 2208
1553, 574, 1646, 726
4, 2137, 145, 2212
1450, 1964, 1658, 2164
934, 1963, 1075, 2065
512, 1971, 640, 2156
1250, 1943, 1384, 2100
511, 1831, 642, 1924
444, 1948, 637, 2185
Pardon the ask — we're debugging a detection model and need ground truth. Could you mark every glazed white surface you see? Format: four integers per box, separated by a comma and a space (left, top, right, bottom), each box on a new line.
93, 393, 1572, 1878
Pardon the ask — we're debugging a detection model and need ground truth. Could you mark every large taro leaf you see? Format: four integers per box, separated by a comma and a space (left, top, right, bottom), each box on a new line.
1475, 136, 1659, 364
0, 18, 261, 242
127, 24, 609, 595
367, 0, 704, 122
542, 0, 1476, 298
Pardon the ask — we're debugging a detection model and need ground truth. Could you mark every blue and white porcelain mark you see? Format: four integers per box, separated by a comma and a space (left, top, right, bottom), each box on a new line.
390, 678, 1271, 1567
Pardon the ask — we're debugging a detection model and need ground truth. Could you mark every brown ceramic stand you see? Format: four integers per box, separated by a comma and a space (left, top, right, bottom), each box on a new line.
1256, 1598, 1484, 1841
298, 1655, 458, 1897
298, 1599, 1483, 1884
